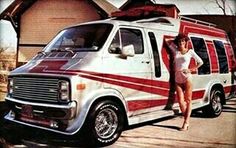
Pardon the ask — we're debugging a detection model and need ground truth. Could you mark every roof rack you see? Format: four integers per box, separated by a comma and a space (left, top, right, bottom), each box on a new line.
135, 17, 174, 26
179, 16, 216, 27
111, 5, 180, 21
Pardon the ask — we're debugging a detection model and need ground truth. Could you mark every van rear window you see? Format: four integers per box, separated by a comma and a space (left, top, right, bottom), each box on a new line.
190, 37, 210, 75
213, 40, 229, 73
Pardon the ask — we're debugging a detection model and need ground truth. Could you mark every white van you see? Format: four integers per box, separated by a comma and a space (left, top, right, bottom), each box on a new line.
5, 15, 236, 146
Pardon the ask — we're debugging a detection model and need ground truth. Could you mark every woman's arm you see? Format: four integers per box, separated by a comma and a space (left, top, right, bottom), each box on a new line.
164, 38, 177, 54
189, 49, 204, 72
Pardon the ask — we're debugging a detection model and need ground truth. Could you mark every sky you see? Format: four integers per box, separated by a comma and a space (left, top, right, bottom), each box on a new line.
107, 0, 236, 15
0, 0, 235, 53
107, 0, 127, 8
0, 0, 16, 52
155, 0, 236, 15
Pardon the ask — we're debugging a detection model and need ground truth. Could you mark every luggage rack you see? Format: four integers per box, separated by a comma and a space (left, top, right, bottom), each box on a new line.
111, 4, 180, 21
179, 16, 216, 27
135, 17, 174, 26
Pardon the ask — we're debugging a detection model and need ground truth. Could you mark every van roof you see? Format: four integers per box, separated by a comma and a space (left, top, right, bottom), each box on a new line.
66, 16, 226, 38
68, 17, 180, 32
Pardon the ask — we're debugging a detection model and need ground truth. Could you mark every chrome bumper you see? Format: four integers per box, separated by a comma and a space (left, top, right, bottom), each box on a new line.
5, 96, 78, 135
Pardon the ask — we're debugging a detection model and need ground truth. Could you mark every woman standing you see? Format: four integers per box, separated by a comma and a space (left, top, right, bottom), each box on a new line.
165, 34, 203, 131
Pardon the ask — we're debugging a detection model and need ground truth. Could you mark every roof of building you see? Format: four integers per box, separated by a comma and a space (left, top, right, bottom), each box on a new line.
0, 0, 35, 21
0, 0, 119, 22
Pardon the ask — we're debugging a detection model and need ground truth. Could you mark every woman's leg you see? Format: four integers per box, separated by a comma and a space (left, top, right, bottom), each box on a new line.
176, 83, 186, 115
183, 79, 193, 124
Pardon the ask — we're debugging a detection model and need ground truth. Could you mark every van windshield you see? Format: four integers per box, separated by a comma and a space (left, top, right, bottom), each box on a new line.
44, 24, 113, 52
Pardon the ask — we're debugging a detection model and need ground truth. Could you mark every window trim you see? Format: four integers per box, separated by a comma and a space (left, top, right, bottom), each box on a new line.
213, 39, 229, 73
108, 27, 144, 54
190, 36, 211, 75
148, 32, 161, 77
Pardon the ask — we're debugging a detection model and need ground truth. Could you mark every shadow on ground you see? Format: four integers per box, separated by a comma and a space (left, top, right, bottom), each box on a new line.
0, 101, 99, 147
0, 101, 178, 147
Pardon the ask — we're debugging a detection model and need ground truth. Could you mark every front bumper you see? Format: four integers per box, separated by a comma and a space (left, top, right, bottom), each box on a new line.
5, 96, 77, 135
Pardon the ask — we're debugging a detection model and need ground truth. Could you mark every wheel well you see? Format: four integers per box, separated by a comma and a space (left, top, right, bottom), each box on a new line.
90, 96, 128, 128
210, 84, 226, 105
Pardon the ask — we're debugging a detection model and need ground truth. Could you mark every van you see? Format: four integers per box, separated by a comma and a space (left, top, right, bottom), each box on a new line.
4, 8, 236, 146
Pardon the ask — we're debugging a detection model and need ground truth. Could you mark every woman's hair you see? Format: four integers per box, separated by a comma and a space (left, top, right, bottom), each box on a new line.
174, 33, 190, 46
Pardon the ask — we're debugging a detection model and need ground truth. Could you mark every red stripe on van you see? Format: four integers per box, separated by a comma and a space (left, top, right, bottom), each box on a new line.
180, 21, 226, 38
161, 45, 171, 72
174, 90, 205, 100
76, 70, 206, 100
224, 85, 236, 94
77, 70, 170, 89
189, 59, 197, 74
206, 40, 219, 73
29, 60, 68, 73
127, 99, 168, 111
192, 90, 205, 99
79, 74, 170, 96
224, 43, 234, 72
128, 90, 205, 111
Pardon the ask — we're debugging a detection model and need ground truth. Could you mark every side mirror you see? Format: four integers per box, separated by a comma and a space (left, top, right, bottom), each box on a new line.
109, 43, 121, 54
121, 44, 135, 57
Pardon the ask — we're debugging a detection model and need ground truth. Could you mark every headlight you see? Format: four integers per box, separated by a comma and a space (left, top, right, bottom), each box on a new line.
58, 80, 70, 102
7, 78, 13, 96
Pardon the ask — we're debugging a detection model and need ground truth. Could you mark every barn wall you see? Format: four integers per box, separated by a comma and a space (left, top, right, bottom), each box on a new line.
18, 0, 101, 63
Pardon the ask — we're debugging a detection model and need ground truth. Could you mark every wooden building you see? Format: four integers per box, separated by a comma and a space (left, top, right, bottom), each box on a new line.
0, 0, 119, 66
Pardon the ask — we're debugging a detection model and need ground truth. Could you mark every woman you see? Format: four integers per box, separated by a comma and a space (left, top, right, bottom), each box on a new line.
165, 33, 203, 131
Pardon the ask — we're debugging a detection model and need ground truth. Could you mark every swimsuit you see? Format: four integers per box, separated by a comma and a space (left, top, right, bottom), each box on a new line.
174, 49, 203, 84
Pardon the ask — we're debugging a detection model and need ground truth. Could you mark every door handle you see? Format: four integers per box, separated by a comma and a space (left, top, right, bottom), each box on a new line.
141, 61, 150, 64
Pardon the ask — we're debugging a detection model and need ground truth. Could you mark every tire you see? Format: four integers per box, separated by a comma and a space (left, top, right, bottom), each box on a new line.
82, 100, 124, 147
202, 89, 223, 117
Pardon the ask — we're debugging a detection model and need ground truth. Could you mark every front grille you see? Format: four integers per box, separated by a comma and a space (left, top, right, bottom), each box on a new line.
13, 77, 60, 102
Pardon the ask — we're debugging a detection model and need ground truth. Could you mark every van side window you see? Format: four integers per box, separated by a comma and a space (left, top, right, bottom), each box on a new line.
213, 40, 229, 73
109, 28, 144, 54
190, 37, 210, 75
148, 32, 161, 77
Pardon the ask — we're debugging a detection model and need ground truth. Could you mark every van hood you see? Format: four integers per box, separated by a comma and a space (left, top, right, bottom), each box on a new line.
10, 52, 95, 76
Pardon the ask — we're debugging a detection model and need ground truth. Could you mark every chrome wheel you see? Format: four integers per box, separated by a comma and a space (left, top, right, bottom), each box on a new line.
95, 108, 118, 139
83, 100, 124, 146
212, 90, 222, 115
202, 88, 223, 117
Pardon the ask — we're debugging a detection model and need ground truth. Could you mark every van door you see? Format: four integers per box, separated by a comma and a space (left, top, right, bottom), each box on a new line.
102, 27, 152, 115
147, 31, 172, 111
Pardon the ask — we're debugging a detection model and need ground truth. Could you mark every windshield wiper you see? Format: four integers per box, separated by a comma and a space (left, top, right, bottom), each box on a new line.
37, 51, 46, 55
64, 47, 75, 55
51, 47, 75, 55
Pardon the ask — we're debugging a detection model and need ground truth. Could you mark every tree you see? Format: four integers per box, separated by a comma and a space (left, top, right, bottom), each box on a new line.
215, 0, 226, 15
